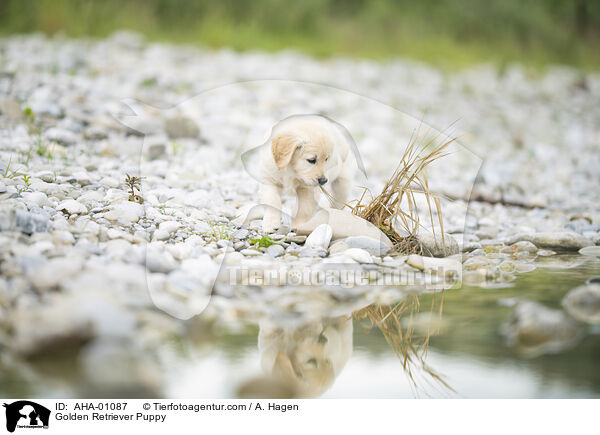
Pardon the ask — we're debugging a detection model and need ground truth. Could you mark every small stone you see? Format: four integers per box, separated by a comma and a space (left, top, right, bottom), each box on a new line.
165, 115, 199, 139
475, 227, 498, 240
342, 248, 373, 263
416, 232, 459, 257
224, 251, 244, 265
240, 248, 263, 256
104, 201, 144, 225
305, 224, 333, 250
294, 208, 393, 245
463, 256, 494, 270
499, 260, 516, 272
340, 236, 391, 256
84, 125, 109, 140
480, 240, 505, 250
54, 230, 75, 245
57, 199, 87, 215
195, 221, 211, 233
146, 247, 178, 273
502, 241, 538, 254
299, 246, 327, 258
462, 242, 482, 252
106, 228, 132, 241
329, 241, 350, 255
321, 255, 356, 264
286, 243, 302, 254
30, 100, 64, 118
145, 135, 168, 160
502, 301, 583, 357
158, 220, 181, 234
232, 228, 249, 240
45, 127, 78, 145
562, 284, 600, 324
36, 171, 55, 183
537, 249, 556, 256
579, 246, 600, 256
514, 263, 536, 273
510, 231, 593, 251
71, 171, 92, 186
11, 209, 51, 234
77, 190, 105, 207
285, 235, 307, 244
100, 177, 120, 188
217, 240, 230, 249
22, 191, 51, 207
166, 243, 193, 261
266, 244, 284, 257
407, 255, 461, 277
152, 229, 170, 241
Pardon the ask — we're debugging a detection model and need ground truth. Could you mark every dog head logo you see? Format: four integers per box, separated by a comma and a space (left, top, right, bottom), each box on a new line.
3, 401, 50, 433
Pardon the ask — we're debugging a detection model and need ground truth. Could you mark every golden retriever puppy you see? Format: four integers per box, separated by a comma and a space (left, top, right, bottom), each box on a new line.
257, 115, 356, 233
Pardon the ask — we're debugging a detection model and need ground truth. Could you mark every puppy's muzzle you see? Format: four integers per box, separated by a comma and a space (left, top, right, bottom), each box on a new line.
318, 177, 328, 186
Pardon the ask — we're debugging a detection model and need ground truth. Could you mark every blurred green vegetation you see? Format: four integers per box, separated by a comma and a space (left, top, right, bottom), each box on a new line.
1, 0, 599, 69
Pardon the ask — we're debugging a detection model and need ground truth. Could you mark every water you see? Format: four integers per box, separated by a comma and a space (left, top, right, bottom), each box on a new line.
165, 254, 600, 398
2, 254, 599, 398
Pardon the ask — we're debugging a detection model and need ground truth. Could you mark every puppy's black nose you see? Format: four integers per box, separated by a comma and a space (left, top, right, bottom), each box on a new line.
318, 177, 328, 186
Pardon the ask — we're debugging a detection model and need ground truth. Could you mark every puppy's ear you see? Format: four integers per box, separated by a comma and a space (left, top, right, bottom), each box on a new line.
273, 352, 297, 380
271, 132, 299, 170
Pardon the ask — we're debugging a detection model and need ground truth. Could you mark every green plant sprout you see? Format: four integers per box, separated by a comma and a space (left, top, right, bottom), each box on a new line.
125, 174, 144, 203
208, 223, 231, 241
249, 234, 283, 248
2, 156, 22, 179
16, 173, 32, 194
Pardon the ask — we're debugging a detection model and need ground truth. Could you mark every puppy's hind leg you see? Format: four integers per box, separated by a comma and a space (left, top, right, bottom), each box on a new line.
329, 177, 351, 210
260, 183, 282, 233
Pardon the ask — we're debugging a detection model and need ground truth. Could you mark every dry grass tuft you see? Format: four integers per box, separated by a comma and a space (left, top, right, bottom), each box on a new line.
349, 127, 455, 254
353, 293, 454, 397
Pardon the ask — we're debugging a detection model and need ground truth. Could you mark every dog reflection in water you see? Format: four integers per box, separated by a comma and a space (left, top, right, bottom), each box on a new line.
257, 316, 353, 398
237, 296, 450, 398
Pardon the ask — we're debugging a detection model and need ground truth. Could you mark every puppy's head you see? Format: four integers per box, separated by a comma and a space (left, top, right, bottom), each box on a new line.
271, 126, 334, 187
259, 318, 353, 397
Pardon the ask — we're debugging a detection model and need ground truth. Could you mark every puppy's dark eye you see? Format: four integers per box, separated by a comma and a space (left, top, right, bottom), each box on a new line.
307, 158, 317, 164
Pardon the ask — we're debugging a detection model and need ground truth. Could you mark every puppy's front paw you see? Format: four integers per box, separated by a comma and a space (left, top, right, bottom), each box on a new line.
262, 219, 279, 234
291, 217, 304, 230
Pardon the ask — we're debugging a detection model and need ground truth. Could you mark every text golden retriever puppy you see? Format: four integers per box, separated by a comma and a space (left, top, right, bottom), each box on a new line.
257, 115, 356, 233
